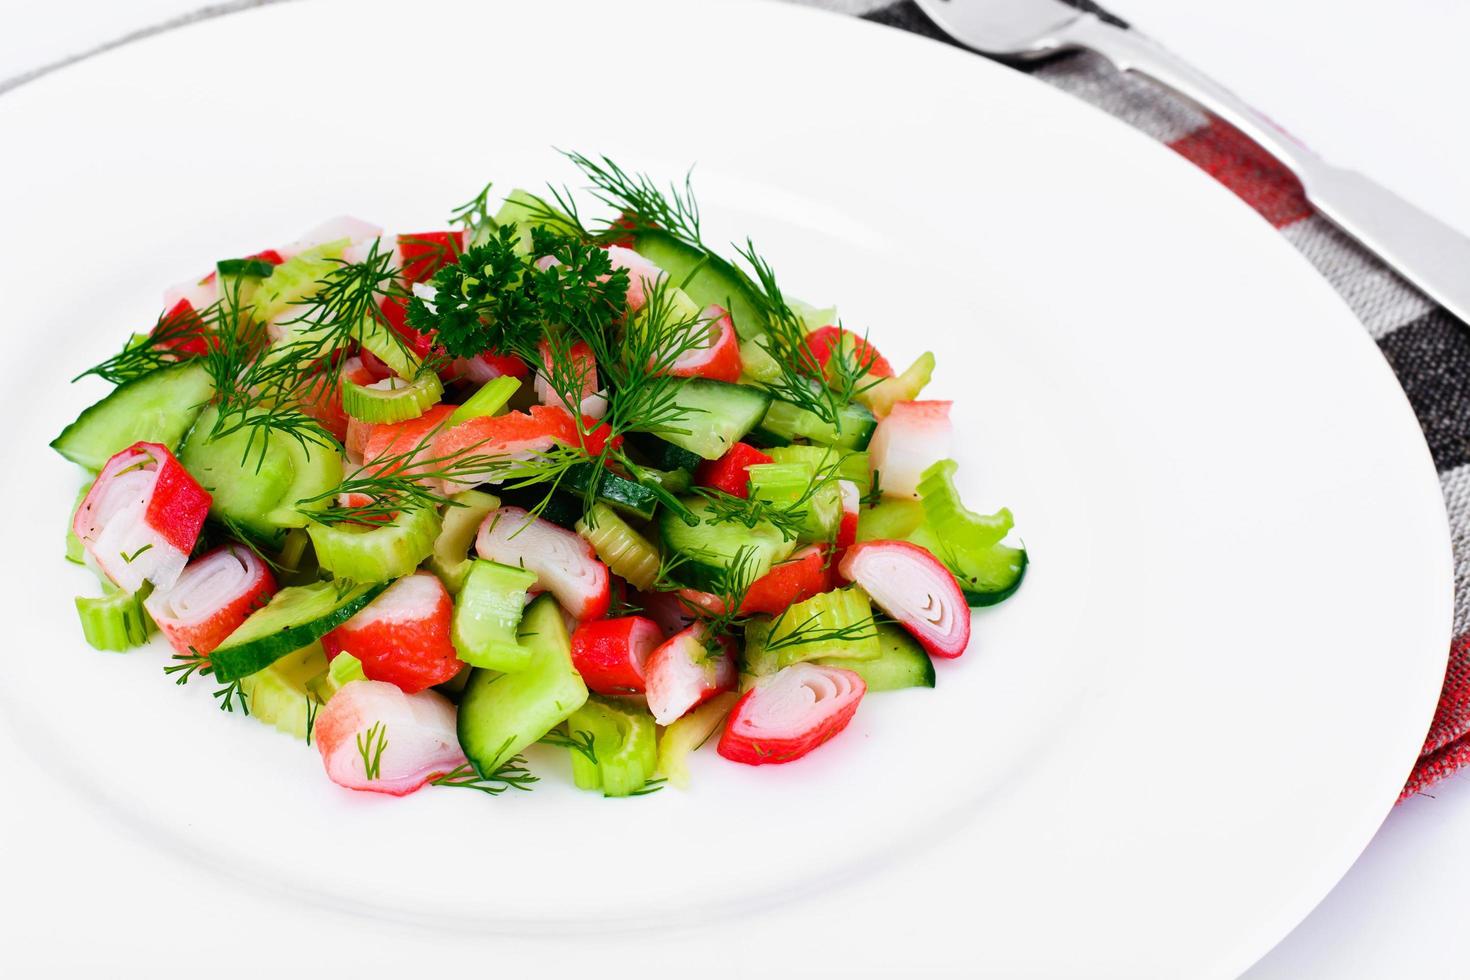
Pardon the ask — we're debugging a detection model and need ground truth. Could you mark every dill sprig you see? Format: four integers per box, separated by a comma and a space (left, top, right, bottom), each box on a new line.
628, 777, 667, 797
538, 727, 599, 765
203, 241, 408, 462
305, 697, 320, 746
430, 741, 538, 796
449, 181, 497, 240
75, 302, 214, 384
763, 607, 878, 653
164, 648, 211, 685
214, 679, 249, 714
357, 721, 388, 780
562, 151, 702, 244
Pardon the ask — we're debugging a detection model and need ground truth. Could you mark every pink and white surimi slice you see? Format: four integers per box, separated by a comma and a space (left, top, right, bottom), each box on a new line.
867, 400, 954, 499
144, 545, 277, 656
644, 624, 737, 725
73, 442, 212, 594
315, 680, 466, 796
717, 663, 866, 766
163, 274, 218, 313
280, 215, 384, 259
603, 245, 666, 310
343, 233, 400, 269
476, 507, 611, 620
839, 540, 971, 659
534, 339, 608, 419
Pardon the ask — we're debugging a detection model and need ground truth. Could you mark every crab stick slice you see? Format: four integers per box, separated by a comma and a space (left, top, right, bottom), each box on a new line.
839, 540, 970, 658
144, 544, 277, 656
315, 680, 467, 796
644, 624, 737, 725
867, 400, 953, 499
717, 663, 866, 765
321, 572, 464, 694
476, 507, 611, 621
73, 441, 211, 593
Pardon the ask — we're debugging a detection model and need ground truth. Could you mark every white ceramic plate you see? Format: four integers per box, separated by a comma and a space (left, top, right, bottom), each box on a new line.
0, 1, 1452, 976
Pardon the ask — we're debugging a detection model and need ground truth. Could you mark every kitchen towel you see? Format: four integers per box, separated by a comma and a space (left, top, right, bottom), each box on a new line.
835, 0, 1469, 800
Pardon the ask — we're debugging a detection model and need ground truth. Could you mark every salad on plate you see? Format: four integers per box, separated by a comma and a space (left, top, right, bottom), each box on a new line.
53, 154, 1026, 799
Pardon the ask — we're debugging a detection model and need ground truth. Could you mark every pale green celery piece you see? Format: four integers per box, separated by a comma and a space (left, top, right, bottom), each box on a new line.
858, 350, 935, 417
789, 299, 837, 334
306, 651, 366, 703
452, 560, 538, 671
447, 376, 520, 427
428, 490, 502, 594
244, 644, 330, 739
739, 334, 782, 383
768, 587, 878, 668
493, 189, 581, 254
566, 698, 658, 797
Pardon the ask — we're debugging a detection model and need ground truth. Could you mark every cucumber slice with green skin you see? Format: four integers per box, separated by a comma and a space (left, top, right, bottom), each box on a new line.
241, 643, 328, 740
623, 432, 703, 474
563, 463, 660, 521
856, 498, 925, 542
51, 360, 215, 470
264, 434, 344, 529
493, 487, 584, 530
566, 697, 658, 797
457, 594, 590, 776
210, 580, 388, 682
180, 407, 295, 541
631, 230, 767, 339
492, 189, 582, 253
751, 388, 877, 451
307, 504, 440, 583
657, 495, 795, 593
215, 257, 275, 310
452, 560, 538, 672
638, 379, 771, 461
427, 490, 501, 594
815, 622, 935, 691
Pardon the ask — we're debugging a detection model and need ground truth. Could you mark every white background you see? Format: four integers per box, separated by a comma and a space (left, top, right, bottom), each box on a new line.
3, 1, 1469, 976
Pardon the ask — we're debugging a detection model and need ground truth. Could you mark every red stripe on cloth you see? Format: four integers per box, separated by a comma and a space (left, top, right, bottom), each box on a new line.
1420, 632, 1470, 757
1403, 735, 1470, 802
1167, 118, 1313, 228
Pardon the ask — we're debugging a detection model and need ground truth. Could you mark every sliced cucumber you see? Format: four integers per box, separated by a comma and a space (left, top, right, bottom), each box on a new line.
752, 386, 877, 451
493, 486, 585, 530
638, 379, 771, 461
215, 257, 275, 310
815, 622, 934, 691
452, 560, 538, 672
264, 433, 344, 529
856, 498, 925, 542
576, 503, 661, 591
623, 432, 703, 474
210, 580, 388, 682
427, 490, 501, 593
657, 495, 795, 593
307, 504, 440, 583
563, 463, 660, 521
457, 594, 589, 775
252, 240, 347, 325
631, 230, 767, 339
493, 189, 582, 253
180, 407, 295, 541
51, 360, 215, 470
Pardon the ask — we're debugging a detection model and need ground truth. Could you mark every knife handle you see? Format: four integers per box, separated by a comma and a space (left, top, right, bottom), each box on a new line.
1059, 14, 1470, 326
